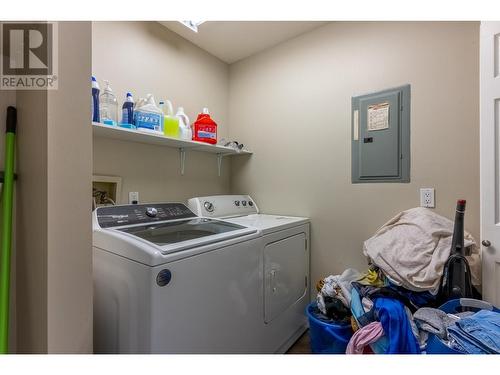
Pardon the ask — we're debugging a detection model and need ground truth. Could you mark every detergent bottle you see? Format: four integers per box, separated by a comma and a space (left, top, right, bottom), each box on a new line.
159, 100, 179, 138
192, 108, 217, 144
135, 94, 163, 133
175, 107, 192, 141
99, 80, 118, 126
91, 76, 100, 123
120, 92, 135, 129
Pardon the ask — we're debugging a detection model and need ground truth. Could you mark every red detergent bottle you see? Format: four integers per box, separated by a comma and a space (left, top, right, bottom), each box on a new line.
192, 107, 217, 144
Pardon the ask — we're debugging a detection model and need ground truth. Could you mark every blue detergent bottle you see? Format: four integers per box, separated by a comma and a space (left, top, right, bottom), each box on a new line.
120, 92, 135, 129
91, 76, 100, 122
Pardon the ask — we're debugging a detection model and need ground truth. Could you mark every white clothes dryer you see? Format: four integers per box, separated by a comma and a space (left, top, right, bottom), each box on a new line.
188, 195, 311, 352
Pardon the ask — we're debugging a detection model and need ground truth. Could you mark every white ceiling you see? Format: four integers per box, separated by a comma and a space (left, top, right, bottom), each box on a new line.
159, 21, 328, 64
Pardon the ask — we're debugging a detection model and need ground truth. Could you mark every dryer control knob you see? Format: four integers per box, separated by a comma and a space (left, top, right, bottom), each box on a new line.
145, 207, 158, 217
242, 201, 247, 206
204, 201, 214, 212
234, 200, 240, 206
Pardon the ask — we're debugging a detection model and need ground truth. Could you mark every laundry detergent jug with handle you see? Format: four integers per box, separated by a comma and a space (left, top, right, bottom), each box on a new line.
135, 94, 163, 133
176, 107, 192, 141
192, 107, 217, 144
159, 100, 179, 138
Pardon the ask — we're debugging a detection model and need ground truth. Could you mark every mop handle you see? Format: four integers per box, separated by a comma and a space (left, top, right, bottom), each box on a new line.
0, 106, 17, 354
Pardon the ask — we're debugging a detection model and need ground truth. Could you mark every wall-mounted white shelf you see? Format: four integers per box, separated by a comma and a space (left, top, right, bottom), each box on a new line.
92, 122, 251, 176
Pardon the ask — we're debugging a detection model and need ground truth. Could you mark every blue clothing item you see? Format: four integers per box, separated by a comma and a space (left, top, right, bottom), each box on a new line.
352, 282, 436, 314
374, 297, 421, 354
388, 284, 436, 309
447, 310, 500, 354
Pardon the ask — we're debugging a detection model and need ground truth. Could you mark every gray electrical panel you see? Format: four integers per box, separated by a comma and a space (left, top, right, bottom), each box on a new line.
351, 84, 410, 183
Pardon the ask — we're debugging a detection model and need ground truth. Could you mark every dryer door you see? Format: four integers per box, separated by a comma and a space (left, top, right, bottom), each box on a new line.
264, 232, 307, 323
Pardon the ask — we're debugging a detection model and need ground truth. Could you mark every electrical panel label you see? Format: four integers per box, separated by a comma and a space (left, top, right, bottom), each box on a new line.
367, 102, 389, 131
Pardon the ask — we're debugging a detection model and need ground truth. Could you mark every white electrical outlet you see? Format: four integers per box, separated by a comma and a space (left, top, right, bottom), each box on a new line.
420, 188, 435, 208
129, 191, 139, 204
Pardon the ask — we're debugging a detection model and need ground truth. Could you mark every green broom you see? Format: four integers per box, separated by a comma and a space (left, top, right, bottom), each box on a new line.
0, 106, 16, 353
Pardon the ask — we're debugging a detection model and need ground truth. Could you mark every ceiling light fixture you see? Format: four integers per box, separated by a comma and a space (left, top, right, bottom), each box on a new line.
179, 21, 206, 33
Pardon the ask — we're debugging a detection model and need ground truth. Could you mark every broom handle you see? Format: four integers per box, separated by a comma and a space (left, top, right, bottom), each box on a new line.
0, 106, 16, 354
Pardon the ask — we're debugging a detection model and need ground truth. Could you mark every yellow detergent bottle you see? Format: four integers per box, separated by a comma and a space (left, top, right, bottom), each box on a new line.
159, 100, 179, 138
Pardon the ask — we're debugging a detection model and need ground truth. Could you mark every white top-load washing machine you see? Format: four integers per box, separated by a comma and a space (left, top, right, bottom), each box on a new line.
188, 195, 311, 353
93, 202, 269, 353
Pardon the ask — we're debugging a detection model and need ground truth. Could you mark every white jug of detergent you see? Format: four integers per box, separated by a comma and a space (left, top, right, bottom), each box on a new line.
176, 107, 192, 141
135, 94, 163, 134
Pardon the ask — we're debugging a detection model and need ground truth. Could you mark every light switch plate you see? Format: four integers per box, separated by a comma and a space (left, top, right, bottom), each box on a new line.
420, 188, 435, 208
129, 191, 139, 204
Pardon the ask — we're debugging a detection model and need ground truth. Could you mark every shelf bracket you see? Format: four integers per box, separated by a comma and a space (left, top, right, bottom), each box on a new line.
217, 153, 223, 177
179, 148, 186, 175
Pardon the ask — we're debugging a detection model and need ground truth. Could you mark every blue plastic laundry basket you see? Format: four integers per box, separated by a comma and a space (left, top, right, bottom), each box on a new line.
426, 298, 500, 354
306, 302, 353, 354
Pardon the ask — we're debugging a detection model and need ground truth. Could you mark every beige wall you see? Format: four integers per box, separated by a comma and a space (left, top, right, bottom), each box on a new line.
15, 90, 48, 353
46, 22, 93, 353
7, 22, 93, 353
92, 22, 231, 204
228, 22, 480, 283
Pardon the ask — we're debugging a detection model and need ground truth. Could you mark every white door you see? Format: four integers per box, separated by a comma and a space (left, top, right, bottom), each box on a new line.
480, 22, 500, 306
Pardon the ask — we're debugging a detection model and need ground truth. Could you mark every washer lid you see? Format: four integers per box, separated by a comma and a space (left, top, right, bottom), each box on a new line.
117, 217, 248, 247
94, 217, 259, 265
93, 203, 260, 264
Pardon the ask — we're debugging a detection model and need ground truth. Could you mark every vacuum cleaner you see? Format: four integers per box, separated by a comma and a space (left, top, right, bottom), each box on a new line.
438, 199, 474, 303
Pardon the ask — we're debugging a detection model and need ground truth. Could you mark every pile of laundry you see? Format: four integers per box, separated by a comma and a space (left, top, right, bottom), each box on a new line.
314, 207, 499, 354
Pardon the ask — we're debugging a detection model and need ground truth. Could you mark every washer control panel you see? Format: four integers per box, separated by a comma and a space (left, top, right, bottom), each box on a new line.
96, 203, 196, 228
